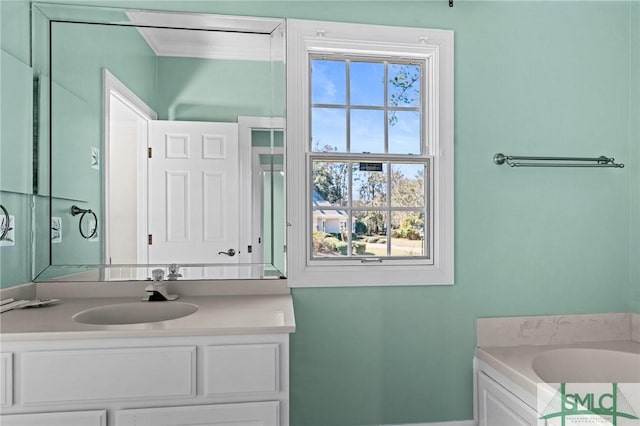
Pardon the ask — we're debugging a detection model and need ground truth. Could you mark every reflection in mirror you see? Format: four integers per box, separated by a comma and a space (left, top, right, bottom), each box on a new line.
32, 4, 286, 281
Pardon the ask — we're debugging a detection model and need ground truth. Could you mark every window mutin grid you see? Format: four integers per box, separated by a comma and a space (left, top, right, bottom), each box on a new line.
309, 55, 426, 155
310, 156, 431, 260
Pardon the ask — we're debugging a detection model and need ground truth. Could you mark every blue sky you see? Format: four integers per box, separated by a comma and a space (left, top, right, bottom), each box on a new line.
311, 59, 422, 155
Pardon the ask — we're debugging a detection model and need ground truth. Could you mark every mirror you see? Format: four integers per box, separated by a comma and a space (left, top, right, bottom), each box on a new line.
32, 4, 286, 281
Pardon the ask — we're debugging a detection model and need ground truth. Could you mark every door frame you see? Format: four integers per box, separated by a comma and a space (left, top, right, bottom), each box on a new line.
102, 69, 157, 266
252, 147, 284, 267
238, 116, 285, 264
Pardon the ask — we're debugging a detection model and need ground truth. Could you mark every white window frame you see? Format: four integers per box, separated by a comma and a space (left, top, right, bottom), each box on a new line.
286, 19, 454, 287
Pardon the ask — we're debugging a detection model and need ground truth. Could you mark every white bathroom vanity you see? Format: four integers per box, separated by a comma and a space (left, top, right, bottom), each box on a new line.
0, 281, 295, 426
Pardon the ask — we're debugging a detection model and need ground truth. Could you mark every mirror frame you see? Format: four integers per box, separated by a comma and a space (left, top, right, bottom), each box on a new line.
31, 3, 287, 282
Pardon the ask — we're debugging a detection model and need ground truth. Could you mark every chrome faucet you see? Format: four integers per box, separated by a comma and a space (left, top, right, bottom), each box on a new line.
167, 263, 182, 280
143, 269, 179, 301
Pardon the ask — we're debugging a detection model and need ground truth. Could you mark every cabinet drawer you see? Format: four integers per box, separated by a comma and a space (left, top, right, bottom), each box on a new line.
1, 352, 12, 407
205, 344, 280, 397
116, 401, 279, 426
21, 346, 196, 404
1, 410, 106, 426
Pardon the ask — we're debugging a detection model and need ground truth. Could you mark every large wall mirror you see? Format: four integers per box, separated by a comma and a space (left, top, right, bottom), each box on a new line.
32, 3, 286, 281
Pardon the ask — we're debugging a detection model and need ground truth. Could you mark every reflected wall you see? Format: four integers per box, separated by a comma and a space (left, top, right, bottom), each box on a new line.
0, 1, 33, 289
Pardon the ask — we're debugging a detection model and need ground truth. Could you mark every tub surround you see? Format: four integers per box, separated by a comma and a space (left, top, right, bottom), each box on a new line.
475, 313, 640, 426
477, 312, 637, 347
476, 312, 640, 395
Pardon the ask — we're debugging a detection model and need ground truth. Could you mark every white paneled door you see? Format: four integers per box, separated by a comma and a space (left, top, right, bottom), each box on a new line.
148, 121, 239, 267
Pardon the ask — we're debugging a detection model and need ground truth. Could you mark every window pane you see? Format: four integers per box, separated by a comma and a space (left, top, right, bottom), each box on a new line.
350, 109, 384, 154
352, 162, 387, 208
350, 61, 384, 106
388, 63, 421, 107
388, 111, 421, 154
311, 59, 346, 105
251, 129, 284, 148
312, 107, 347, 152
390, 211, 425, 257
391, 163, 425, 207
313, 161, 350, 207
354, 211, 389, 256
312, 222, 350, 257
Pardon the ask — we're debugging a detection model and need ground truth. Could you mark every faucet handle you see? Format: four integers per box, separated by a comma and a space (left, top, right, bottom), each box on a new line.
167, 264, 182, 280
152, 269, 165, 282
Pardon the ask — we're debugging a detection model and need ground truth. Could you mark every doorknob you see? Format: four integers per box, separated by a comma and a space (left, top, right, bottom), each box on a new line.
218, 248, 236, 257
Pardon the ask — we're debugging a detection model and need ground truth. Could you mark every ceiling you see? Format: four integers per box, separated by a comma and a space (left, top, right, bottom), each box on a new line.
125, 11, 283, 61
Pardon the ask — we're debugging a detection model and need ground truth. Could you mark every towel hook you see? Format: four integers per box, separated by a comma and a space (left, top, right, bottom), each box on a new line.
71, 205, 98, 239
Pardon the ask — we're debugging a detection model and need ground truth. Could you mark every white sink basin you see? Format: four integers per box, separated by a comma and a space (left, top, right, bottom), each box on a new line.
73, 302, 199, 325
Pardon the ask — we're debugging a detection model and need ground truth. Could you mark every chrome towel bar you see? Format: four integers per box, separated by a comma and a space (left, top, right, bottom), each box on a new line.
70, 205, 98, 239
493, 153, 624, 168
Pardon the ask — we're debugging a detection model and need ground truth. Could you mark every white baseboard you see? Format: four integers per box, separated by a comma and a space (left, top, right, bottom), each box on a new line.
383, 421, 475, 426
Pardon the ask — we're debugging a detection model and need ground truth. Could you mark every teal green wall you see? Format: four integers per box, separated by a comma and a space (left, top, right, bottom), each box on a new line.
631, 1, 640, 314
0, 1, 30, 64
44, 21, 156, 268
1, 0, 638, 424
0, 192, 32, 286
1, 49, 32, 195
0, 50, 32, 286
157, 57, 273, 121
151, 3, 633, 425
0, 0, 33, 288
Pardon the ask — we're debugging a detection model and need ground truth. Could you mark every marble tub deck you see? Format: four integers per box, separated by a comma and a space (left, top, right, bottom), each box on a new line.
476, 312, 640, 397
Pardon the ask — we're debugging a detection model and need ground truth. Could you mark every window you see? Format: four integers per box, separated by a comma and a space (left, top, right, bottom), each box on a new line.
287, 20, 454, 287
310, 56, 429, 260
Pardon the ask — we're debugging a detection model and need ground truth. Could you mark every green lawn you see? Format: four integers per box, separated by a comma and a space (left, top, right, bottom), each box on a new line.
363, 239, 424, 257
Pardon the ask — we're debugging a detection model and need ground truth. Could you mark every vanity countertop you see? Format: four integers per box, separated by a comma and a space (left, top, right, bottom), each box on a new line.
0, 294, 295, 341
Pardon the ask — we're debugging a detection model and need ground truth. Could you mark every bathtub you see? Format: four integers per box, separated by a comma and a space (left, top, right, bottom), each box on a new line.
532, 347, 640, 384
474, 340, 640, 425
477, 340, 640, 394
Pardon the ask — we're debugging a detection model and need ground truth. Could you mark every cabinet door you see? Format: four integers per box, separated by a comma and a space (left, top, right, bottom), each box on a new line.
0, 410, 106, 426
20, 346, 196, 404
478, 372, 537, 426
204, 344, 280, 397
1, 353, 12, 407
116, 401, 279, 426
